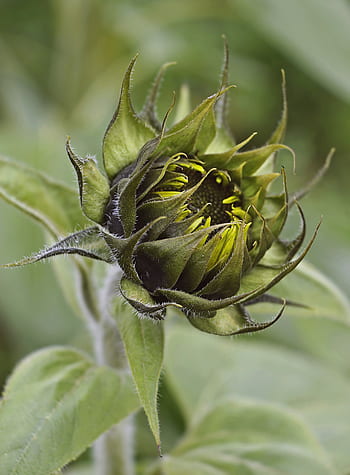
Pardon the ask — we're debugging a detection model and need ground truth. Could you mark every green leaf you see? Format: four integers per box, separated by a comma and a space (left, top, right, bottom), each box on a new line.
0, 347, 140, 475
236, 0, 350, 103
103, 56, 156, 179
0, 157, 89, 237
165, 326, 350, 472
158, 398, 332, 475
112, 299, 164, 449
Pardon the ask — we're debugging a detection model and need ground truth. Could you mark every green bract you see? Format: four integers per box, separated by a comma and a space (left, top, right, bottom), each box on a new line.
9, 51, 325, 336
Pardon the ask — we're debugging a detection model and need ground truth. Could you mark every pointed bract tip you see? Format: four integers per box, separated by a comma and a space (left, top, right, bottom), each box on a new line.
326, 147, 336, 165
280, 68, 286, 83
160, 91, 177, 136
157, 443, 163, 458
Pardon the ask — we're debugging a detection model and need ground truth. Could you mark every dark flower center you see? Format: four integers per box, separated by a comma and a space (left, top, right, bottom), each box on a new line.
104, 153, 250, 241
151, 154, 247, 230
186, 170, 240, 225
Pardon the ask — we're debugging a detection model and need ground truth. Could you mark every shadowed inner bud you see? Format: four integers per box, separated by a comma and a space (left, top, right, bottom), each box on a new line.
104, 152, 253, 295
128, 153, 251, 293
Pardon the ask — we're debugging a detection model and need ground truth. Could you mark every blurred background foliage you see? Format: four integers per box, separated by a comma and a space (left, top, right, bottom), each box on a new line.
0, 0, 350, 437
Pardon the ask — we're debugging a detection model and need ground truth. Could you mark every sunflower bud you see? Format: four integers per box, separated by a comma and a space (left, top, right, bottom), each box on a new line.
44, 50, 322, 336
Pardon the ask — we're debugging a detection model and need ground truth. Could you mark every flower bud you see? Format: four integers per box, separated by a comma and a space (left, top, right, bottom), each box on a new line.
23, 49, 320, 336
77, 52, 318, 335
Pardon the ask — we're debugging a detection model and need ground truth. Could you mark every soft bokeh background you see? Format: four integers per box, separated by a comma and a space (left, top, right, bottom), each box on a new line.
1, 0, 349, 388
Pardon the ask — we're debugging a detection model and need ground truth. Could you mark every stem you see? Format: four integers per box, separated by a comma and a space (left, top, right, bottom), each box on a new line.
91, 312, 127, 370
77, 265, 135, 475
93, 417, 134, 475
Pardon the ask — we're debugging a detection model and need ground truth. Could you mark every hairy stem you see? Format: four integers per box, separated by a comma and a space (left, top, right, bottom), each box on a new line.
77, 265, 135, 475
93, 417, 134, 475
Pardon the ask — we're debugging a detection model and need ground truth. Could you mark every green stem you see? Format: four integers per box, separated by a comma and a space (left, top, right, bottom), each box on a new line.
93, 417, 134, 475
77, 266, 135, 475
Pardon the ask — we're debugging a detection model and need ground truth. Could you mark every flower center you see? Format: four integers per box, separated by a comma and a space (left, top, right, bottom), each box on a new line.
186, 169, 240, 224
150, 153, 247, 230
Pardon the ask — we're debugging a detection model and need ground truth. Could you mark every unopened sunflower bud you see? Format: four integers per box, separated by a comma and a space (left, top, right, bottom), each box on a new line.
76, 51, 318, 336
17, 48, 323, 336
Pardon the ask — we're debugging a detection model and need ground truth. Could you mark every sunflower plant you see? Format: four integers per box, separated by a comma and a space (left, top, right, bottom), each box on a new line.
0, 45, 335, 475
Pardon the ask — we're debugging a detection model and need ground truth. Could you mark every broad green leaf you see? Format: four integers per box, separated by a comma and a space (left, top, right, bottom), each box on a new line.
0, 157, 88, 237
264, 314, 350, 376
165, 326, 350, 472
0, 346, 140, 475
235, 0, 350, 103
0, 157, 106, 323
112, 299, 164, 449
156, 398, 333, 475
